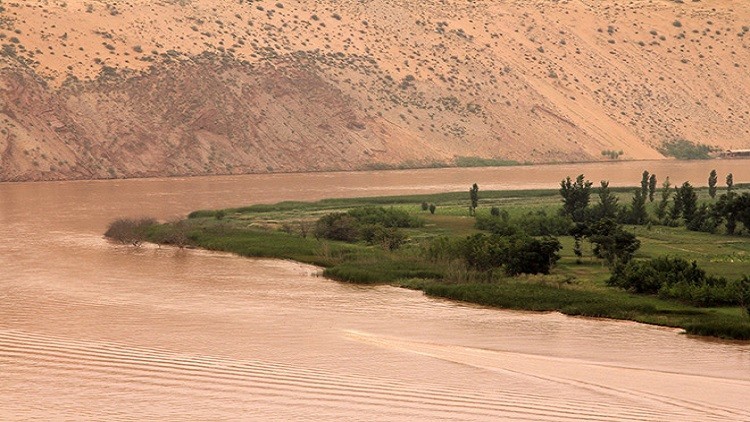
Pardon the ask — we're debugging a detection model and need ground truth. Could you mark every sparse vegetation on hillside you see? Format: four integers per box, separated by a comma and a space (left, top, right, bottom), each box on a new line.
1, 0, 749, 181
454, 156, 519, 167
601, 150, 624, 160
659, 139, 714, 160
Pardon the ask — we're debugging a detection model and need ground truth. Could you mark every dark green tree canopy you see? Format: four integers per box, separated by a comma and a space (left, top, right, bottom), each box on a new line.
648, 174, 657, 202
588, 219, 641, 267
641, 170, 650, 197
469, 183, 479, 216
592, 180, 618, 220
559, 174, 593, 223
629, 189, 648, 225
708, 169, 718, 199
677, 181, 698, 223
656, 176, 672, 222
727, 173, 734, 195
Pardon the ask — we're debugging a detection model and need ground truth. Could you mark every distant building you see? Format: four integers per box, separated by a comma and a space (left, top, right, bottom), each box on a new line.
719, 149, 750, 158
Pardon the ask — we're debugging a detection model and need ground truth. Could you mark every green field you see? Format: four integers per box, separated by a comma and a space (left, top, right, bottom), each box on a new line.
142, 186, 750, 340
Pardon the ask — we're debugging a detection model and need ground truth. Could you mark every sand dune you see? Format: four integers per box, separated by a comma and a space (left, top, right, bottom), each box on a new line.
0, 0, 748, 180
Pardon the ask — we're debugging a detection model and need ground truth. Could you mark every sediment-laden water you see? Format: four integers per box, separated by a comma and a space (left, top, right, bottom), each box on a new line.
1, 160, 749, 420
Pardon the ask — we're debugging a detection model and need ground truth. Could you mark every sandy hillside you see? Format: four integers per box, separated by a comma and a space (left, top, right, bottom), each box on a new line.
0, 0, 748, 181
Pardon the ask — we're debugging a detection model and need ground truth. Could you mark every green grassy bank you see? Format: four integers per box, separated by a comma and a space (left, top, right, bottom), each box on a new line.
139, 187, 750, 340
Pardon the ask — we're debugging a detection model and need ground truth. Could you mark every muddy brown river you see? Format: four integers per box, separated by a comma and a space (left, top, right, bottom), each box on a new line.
1, 160, 749, 421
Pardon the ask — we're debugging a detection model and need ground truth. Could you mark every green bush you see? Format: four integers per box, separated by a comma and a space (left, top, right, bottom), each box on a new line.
740, 276, 750, 316
658, 139, 713, 160
515, 211, 574, 236
477, 211, 572, 237
503, 235, 562, 276
475, 214, 517, 236
423, 236, 465, 262
314, 207, 420, 244
610, 257, 707, 294
187, 210, 217, 218
314, 213, 360, 241
659, 277, 739, 307
610, 257, 746, 307
360, 224, 407, 250
347, 206, 423, 228
460, 233, 561, 276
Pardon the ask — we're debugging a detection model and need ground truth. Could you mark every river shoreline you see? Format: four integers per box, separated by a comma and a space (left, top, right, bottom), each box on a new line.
138, 188, 750, 341
4, 164, 750, 419
4, 157, 750, 185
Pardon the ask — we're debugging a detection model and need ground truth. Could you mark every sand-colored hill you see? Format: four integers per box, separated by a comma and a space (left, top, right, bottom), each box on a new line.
0, 0, 748, 181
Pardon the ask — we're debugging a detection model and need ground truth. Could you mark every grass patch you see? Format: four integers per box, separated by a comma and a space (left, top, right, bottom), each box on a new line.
423, 281, 750, 339
454, 156, 520, 167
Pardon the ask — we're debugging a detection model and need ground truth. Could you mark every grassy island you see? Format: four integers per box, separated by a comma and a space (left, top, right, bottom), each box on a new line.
108, 177, 750, 340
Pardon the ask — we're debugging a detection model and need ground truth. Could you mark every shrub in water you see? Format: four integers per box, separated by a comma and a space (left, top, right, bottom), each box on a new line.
104, 217, 157, 246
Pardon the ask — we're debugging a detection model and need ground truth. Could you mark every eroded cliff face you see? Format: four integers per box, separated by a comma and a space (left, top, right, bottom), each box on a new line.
0, 58, 432, 180
0, 0, 748, 181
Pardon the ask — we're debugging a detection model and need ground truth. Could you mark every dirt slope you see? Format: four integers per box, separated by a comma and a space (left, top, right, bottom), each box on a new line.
0, 0, 748, 181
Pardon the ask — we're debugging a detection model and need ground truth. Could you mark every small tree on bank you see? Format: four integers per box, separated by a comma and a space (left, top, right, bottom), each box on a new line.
678, 181, 698, 223
648, 174, 657, 202
669, 185, 683, 224
656, 177, 672, 222
592, 180, 618, 220
640, 170, 650, 198
469, 183, 479, 216
708, 169, 718, 199
629, 189, 648, 225
727, 173, 734, 196
588, 219, 640, 267
559, 174, 593, 223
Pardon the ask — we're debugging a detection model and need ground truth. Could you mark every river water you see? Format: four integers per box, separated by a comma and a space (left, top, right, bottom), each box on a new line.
1, 160, 749, 421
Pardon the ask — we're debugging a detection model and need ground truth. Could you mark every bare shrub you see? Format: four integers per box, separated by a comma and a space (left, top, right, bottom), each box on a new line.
158, 219, 191, 248
104, 217, 156, 246
298, 220, 311, 238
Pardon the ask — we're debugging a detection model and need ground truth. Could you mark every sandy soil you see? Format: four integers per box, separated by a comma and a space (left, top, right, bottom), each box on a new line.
0, 0, 748, 180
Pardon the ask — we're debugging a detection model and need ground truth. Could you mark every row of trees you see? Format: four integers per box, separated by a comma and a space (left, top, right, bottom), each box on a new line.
555, 171, 750, 310
558, 170, 749, 235
465, 178, 641, 268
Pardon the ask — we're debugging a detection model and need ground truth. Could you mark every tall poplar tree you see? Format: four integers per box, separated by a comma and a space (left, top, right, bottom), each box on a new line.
708, 169, 718, 199
648, 174, 657, 202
